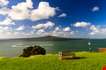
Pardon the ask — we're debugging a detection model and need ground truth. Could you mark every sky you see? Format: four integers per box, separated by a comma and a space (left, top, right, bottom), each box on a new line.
0, 0, 106, 39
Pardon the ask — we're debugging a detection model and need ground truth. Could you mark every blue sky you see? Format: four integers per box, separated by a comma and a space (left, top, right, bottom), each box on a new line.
0, 0, 106, 38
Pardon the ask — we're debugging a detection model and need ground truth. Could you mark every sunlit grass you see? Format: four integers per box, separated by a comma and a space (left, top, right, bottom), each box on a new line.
0, 52, 106, 70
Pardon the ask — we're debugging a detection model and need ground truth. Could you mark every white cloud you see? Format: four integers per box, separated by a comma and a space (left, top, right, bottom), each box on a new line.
11, 0, 33, 10
0, 26, 13, 37
32, 24, 44, 30
44, 21, 55, 28
26, 0, 33, 8
52, 31, 73, 38
74, 21, 90, 27
53, 27, 61, 32
58, 13, 67, 17
89, 25, 106, 36
8, 9, 30, 20
0, 0, 70, 38
0, 17, 15, 26
89, 25, 101, 35
52, 26, 73, 37
0, 0, 9, 6
32, 21, 55, 30
30, 2, 56, 21
90, 25, 99, 32
63, 27, 70, 32
9, 0, 32, 20
16, 26, 25, 31
6, 0, 33, 20
36, 29, 45, 34
0, 1, 57, 21
71, 22, 106, 38
0, 7, 9, 15
92, 6, 100, 12
0, 26, 9, 31
33, 25, 73, 38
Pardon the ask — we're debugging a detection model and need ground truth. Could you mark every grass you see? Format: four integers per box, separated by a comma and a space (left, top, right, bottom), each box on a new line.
0, 52, 106, 70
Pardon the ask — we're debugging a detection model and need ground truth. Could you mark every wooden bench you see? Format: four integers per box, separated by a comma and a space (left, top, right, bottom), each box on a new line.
58, 51, 75, 60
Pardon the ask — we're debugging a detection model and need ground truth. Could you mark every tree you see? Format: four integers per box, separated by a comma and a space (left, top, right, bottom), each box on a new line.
20, 45, 46, 57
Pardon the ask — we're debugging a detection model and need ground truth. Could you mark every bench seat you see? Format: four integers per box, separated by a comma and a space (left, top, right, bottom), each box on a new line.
58, 51, 75, 60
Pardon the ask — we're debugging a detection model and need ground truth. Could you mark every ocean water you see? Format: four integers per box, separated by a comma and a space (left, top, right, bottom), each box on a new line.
0, 39, 105, 57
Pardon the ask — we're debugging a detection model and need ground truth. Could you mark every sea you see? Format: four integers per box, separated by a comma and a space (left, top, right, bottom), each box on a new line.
0, 39, 106, 57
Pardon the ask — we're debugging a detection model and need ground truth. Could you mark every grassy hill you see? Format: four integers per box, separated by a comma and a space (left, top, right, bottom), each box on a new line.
0, 52, 105, 70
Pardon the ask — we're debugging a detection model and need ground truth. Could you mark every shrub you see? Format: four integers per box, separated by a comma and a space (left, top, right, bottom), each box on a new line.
20, 45, 46, 57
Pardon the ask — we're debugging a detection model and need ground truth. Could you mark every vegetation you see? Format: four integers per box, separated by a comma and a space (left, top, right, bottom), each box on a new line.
0, 52, 106, 70
20, 45, 46, 57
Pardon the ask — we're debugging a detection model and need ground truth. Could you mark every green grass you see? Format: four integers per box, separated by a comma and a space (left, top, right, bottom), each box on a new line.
0, 52, 106, 70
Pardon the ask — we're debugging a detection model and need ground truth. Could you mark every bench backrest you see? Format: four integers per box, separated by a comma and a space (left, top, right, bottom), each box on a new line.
59, 51, 74, 56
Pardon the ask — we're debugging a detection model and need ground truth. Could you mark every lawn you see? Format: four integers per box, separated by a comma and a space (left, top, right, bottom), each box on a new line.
0, 52, 106, 70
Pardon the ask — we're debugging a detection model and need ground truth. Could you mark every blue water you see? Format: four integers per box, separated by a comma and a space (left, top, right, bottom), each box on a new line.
0, 39, 105, 57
